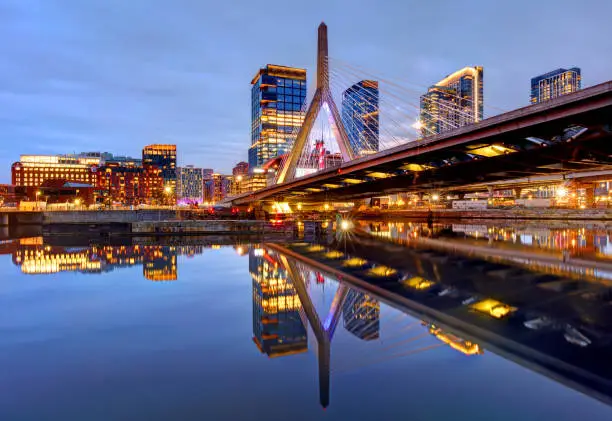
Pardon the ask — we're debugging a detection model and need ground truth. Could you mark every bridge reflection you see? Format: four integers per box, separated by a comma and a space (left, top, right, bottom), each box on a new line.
248, 244, 485, 408
263, 231, 612, 408
3, 230, 612, 409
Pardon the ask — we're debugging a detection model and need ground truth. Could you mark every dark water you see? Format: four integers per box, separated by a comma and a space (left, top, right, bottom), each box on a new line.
1, 225, 612, 420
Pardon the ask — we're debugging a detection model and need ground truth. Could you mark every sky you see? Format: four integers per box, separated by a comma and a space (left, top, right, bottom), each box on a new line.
1, 0, 611, 183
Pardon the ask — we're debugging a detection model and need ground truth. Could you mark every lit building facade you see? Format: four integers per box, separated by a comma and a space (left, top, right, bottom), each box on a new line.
250, 248, 307, 357
232, 162, 249, 195
177, 166, 204, 205
11, 155, 98, 188
206, 174, 232, 203
249, 65, 307, 170
232, 161, 249, 176
341, 80, 379, 156
530, 68, 581, 104
342, 290, 380, 341
96, 162, 163, 206
419, 66, 484, 137
142, 144, 177, 204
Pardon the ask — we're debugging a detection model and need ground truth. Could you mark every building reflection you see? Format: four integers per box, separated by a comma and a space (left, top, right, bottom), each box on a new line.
2, 238, 210, 281
250, 247, 308, 357
361, 220, 612, 260
342, 290, 380, 341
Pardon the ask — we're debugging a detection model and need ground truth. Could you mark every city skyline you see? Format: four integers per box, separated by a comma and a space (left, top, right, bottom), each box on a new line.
1, 0, 611, 183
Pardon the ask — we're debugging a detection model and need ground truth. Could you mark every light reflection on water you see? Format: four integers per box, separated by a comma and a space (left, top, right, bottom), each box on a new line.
1, 228, 612, 420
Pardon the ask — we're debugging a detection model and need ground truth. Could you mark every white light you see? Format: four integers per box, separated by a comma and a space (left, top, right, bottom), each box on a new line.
412, 120, 423, 130
556, 187, 568, 198
431, 194, 439, 202
340, 220, 352, 231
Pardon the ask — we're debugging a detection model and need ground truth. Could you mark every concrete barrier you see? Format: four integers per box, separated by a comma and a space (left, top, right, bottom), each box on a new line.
42, 210, 176, 225
131, 220, 289, 235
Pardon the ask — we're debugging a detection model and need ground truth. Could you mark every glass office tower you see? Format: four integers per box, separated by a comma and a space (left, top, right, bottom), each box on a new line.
530, 68, 581, 104
419, 66, 483, 138
249, 65, 307, 170
341, 80, 379, 156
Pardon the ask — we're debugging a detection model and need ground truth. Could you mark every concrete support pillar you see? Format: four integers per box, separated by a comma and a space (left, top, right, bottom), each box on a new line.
0, 213, 8, 226
513, 188, 522, 199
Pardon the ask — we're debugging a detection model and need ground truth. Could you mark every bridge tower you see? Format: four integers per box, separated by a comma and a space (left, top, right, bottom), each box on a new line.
276, 22, 355, 184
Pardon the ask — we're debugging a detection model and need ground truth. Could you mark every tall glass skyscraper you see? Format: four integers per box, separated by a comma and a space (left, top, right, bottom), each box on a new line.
530, 68, 581, 104
341, 80, 379, 156
249, 65, 307, 171
419, 66, 483, 138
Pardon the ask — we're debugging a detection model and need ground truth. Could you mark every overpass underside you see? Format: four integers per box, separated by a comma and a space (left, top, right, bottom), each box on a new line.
233, 82, 612, 205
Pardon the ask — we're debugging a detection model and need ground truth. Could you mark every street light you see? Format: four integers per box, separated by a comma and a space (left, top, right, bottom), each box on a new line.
431, 194, 440, 202
35, 191, 41, 210
556, 186, 568, 198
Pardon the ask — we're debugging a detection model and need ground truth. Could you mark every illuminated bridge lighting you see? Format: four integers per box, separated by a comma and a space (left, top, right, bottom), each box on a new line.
470, 299, 517, 319
426, 323, 483, 356
402, 276, 435, 290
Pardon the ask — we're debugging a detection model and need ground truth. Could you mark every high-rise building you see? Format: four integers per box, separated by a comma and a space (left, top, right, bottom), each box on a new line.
530, 67, 581, 104
341, 80, 379, 156
250, 248, 307, 357
142, 144, 177, 204
177, 166, 204, 205
249, 64, 307, 171
419, 66, 483, 137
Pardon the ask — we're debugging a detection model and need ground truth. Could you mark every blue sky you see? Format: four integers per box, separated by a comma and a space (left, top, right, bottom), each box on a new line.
1, 0, 611, 182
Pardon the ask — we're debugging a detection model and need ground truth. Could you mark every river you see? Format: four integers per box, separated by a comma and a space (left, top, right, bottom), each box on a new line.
1, 220, 612, 420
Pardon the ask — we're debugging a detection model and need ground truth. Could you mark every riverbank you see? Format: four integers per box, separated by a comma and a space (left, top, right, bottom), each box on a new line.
356, 208, 612, 220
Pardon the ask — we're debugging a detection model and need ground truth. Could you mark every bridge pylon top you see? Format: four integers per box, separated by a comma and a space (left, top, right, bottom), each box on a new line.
276, 22, 355, 184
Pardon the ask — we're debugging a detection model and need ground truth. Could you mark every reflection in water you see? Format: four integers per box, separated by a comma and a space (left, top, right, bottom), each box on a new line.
250, 247, 308, 357
362, 220, 612, 259
1, 238, 205, 281
342, 290, 380, 341
3, 229, 612, 415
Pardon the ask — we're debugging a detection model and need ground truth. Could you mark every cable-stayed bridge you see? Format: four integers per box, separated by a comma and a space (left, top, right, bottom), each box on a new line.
233, 23, 612, 206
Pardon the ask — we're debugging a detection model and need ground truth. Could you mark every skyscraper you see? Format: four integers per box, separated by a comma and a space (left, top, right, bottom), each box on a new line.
142, 144, 177, 204
249, 64, 307, 170
419, 66, 483, 137
177, 166, 204, 205
530, 68, 581, 104
341, 80, 379, 156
